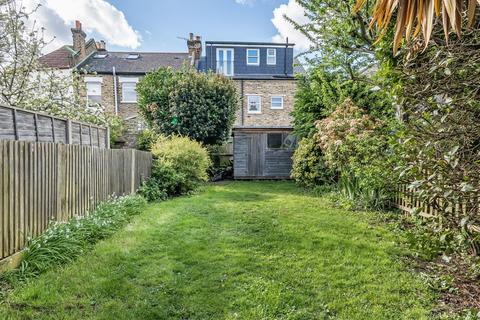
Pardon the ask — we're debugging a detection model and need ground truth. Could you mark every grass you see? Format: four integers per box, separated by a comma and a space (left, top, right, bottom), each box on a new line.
0, 181, 433, 319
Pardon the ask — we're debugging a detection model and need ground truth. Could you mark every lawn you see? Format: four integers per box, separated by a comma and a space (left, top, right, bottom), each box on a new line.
0, 181, 433, 319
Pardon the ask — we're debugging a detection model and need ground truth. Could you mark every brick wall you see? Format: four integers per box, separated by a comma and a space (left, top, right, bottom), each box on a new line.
78, 76, 297, 147
79, 74, 143, 147
234, 79, 296, 127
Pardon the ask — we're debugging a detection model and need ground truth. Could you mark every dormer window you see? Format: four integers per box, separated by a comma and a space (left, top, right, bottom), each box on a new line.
267, 49, 276, 65
126, 53, 139, 60
94, 53, 107, 59
246, 49, 260, 66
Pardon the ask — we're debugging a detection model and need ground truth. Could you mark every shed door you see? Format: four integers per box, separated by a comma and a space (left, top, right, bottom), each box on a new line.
247, 133, 265, 177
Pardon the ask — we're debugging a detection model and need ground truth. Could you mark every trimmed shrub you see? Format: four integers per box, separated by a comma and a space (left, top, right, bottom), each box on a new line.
139, 135, 211, 201
291, 136, 335, 188
136, 129, 160, 151
136, 67, 237, 145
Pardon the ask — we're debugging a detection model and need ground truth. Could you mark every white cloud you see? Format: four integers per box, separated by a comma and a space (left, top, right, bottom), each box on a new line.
271, 0, 311, 51
23, 0, 141, 52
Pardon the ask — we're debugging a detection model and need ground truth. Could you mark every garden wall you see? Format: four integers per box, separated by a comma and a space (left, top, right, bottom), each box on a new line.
0, 140, 152, 262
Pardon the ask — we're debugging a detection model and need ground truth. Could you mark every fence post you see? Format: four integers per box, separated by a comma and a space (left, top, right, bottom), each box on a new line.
66, 120, 72, 145
131, 149, 136, 194
51, 117, 56, 143
12, 109, 18, 140
106, 127, 110, 149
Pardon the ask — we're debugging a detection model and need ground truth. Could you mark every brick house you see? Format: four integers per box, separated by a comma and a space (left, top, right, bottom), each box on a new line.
40, 21, 195, 147
41, 21, 304, 178
198, 41, 304, 179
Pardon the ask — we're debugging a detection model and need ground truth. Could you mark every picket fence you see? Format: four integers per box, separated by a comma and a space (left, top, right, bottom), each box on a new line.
0, 140, 152, 262
393, 184, 480, 233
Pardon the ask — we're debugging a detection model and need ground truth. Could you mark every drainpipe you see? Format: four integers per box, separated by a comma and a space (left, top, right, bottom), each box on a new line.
241, 79, 244, 126
284, 37, 288, 76
112, 66, 118, 115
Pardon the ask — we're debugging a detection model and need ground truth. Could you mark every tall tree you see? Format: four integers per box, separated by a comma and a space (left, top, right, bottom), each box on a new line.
285, 0, 385, 79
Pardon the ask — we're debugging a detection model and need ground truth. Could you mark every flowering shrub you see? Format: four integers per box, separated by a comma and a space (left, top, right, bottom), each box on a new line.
315, 99, 398, 209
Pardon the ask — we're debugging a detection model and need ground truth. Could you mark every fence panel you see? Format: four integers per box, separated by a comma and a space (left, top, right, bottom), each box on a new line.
0, 105, 109, 148
0, 140, 152, 261
393, 185, 480, 233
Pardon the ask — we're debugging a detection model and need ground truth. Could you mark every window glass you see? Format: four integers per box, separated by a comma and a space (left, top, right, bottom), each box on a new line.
122, 82, 137, 102
247, 95, 261, 113
247, 49, 259, 65
267, 49, 276, 65
267, 133, 283, 149
216, 48, 234, 76
271, 96, 283, 109
86, 82, 101, 104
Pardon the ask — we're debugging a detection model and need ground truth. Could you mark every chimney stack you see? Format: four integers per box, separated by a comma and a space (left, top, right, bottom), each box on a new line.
96, 40, 106, 51
187, 33, 202, 65
71, 20, 86, 59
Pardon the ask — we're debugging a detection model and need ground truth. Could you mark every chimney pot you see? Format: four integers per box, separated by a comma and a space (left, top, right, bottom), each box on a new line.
75, 20, 82, 30
189, 33, 194, 40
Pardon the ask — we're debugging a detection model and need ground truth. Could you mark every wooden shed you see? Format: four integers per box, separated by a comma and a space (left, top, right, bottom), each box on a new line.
233, 127, 296, 179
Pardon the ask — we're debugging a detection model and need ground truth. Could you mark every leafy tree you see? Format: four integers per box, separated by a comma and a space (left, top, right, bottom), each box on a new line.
137, 67, 237, 145
292, 66, 393, 139
285, 0, 391, 79
0, 0, 122, 138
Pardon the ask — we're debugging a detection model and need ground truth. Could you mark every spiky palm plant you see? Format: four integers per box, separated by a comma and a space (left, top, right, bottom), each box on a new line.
354, 0, 479, 53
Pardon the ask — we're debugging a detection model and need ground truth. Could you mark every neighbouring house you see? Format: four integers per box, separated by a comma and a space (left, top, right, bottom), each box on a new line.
198, 40, 304, 179
40, 21, 195, 147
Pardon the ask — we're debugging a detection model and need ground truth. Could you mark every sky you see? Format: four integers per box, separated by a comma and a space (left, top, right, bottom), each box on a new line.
24, 0, 311, 54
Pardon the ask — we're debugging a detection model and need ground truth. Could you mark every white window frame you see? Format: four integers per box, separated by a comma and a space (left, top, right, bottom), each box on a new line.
216, 48, 234, 76
84, 76, 102, 105
119, 77, 139, 103
247, 95, 262, 114
267, 49, 276, 65
270, 95, 284, 109
246, 48, 260, 66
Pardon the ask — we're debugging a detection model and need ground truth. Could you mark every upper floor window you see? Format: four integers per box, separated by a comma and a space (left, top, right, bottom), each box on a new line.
85, 76, 102, 105
246, 49, 260, 66
247, 95, 261, 114
120, 77, 139, 103
267, 49, 276, 65
216, 48, 234, 76
271, 96, 284, 109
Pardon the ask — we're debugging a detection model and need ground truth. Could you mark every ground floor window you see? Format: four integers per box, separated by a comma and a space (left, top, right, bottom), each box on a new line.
247, 95, 262, 114
271, 96, 284, 109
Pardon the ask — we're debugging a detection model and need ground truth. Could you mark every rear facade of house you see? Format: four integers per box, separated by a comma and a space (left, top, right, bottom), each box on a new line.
41, 21, 302, 179
199, 41, 300, 179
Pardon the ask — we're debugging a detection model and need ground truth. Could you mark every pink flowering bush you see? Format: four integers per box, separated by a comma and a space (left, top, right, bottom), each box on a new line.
315, 99, 399, 209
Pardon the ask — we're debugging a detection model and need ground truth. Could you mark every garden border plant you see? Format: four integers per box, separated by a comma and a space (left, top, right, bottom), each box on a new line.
0, 195, 147, 295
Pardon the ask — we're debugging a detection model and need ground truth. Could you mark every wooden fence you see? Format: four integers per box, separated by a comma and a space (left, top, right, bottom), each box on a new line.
393, 185, 480, 233
0, 105, 109, 148
0, 140, 152, 261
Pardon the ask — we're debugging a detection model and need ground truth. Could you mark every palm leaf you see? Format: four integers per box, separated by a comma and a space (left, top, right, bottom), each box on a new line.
354, 0, 479, 53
